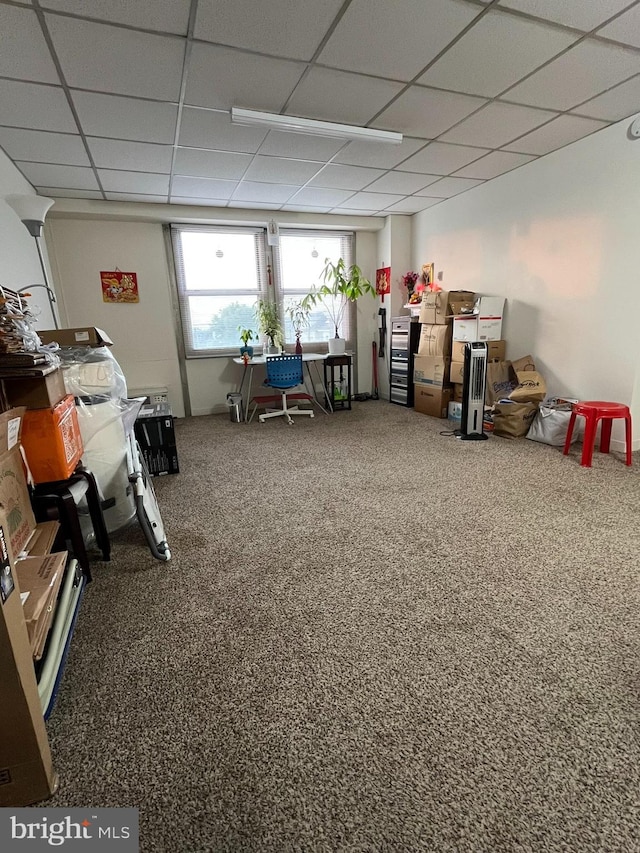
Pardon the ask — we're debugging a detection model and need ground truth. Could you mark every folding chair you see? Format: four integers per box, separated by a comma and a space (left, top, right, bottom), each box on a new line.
251, 355, 314, 425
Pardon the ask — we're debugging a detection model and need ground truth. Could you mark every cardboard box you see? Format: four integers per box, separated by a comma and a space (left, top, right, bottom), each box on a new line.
448, 401, 463, 421
453, 383, 463, 402
23, 522, 60, 558
419, 290, 475, 325
15, 552, 66, 660
413, 355, 450, 387
2, 368, 67, 410
451, 339, 506, 362
414, 385, 451, 418
140, 446, 180, 477
134, 402, 176, 448
21, 395, 84, 484
0, 513, 58, 806
417, 323, 452, 357
452, 316, 504, 342
38, 327, 113, 348
0, 408, 36, 556
449, 361, 465, 385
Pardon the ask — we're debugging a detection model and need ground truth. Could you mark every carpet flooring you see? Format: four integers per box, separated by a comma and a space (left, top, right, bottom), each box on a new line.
45, 401, 640, 852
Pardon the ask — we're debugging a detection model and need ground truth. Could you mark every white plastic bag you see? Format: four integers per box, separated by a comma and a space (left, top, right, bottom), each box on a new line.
527, 398, 583, 446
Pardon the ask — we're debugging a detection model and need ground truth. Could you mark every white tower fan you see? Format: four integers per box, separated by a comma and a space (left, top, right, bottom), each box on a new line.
458, 342, 489, 441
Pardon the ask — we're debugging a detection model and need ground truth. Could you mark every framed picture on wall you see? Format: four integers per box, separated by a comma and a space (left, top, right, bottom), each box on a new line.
101, 270, 140, 303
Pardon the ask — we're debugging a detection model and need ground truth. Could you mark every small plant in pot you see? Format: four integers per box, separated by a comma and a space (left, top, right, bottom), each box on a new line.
286, 300, 311, 354
238, 327, 255, 357
256, 299, 284, 355
301, 258, 375, 354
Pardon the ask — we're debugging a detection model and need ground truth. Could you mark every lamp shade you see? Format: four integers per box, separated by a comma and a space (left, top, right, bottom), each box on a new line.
5, 194, 55, 224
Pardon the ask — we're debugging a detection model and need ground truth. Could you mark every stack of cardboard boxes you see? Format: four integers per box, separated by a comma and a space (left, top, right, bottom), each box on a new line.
412, 291, 507, 419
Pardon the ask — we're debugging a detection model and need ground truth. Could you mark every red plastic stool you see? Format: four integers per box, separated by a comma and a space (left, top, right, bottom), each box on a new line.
563, 401, 632, 467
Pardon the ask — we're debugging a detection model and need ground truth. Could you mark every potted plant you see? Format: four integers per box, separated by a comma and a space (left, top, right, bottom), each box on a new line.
286, 300, 311, 354
238, 327, 255, 357
256, 299, 283, 355
302, 258, 375, 354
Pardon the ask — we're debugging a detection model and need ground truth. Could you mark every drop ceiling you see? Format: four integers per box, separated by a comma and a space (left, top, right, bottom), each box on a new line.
1, 0, 639, 216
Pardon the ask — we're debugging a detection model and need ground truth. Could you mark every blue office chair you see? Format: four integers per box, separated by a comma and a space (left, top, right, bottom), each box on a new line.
254, 355, 314, 425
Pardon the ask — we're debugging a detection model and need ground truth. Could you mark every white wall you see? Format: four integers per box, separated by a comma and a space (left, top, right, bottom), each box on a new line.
413, 115, 640, 447
47, 219, 186, 416
0, 150, 58, 329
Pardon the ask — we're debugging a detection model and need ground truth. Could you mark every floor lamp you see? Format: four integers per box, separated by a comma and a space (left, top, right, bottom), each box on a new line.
5, 194, 59, 329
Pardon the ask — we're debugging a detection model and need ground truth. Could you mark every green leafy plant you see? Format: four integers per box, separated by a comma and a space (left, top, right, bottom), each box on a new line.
238, 327, 254, 347
301, 258, 375, 339
255, 299, 284, 348
286, 300, 311, 337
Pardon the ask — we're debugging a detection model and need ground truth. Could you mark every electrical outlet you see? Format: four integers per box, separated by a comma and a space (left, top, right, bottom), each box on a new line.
150, 392, 169, 404
437, 270, 443, 281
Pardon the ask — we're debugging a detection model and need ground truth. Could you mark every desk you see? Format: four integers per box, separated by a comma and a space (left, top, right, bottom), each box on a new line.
232, 353, 335, 422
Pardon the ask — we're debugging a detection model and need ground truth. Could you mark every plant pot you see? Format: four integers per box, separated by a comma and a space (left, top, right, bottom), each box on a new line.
328, 337, 346, 355
239, 345, 254, 357
265, 345, 281, 357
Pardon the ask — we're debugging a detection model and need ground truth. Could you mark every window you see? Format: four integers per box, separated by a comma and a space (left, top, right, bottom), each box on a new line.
171, 224, 354, 357
273, 230, 354, 350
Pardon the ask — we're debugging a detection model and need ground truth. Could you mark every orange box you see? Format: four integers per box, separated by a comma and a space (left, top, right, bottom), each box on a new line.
21, 395, 83, 484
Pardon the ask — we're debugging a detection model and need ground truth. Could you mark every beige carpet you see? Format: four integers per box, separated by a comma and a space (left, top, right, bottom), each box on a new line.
45, 401, 640, 852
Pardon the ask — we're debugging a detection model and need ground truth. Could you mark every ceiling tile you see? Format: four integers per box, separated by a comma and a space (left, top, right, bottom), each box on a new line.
363, 171, 442, 194
419, 11, 577, 97
88, 138, 173, 172
194, 0, 345, 61
307, 164, 385, 190
98, 170, 170, 194
334, 191, 405, 210
231, 182, 299, 204
574, 75, 640, 121
0, 80, 77, 132
453, 150, 536, 178
40, 0, 192, 34
258, 130, 345, 160
497, 0, 633, 31
36, 187, 105, 199
333, 136, 427, 168
419, 176, 485, 197
0, 5, 59, 84
71, 91, 178, 143
17, 162, 99, 189
285, 67, 404, 125
504, 40, 640, 110
502, 114, 609, 155
179, 108, 267, 152
45, 14, 185, 100
597, 5, 640, 48
331, 208, 382, 216
174, 148, 253, 180
440, 101, 558, 147
185, 43, 305, 111
286, 187, 355, 207
0, 128, 89, 166
171, 176, 237, 200
230, 201, 282, 211
396, 141, 488, 174
242, 155, 322, 185
373, 86, 487, 137
384, 197, 444, 213
318, 0, 480, 81
104, 193, 169, 203
281, 204, 332, 213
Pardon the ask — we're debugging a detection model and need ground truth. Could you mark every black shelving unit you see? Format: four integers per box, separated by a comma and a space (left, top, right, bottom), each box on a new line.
324, 354, 352, 411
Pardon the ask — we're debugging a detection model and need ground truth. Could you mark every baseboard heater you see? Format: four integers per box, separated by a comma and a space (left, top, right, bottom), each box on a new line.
458, 342, 488, 441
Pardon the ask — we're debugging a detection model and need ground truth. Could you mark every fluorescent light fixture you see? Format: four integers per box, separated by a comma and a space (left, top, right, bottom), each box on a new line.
231, 107, 403, 144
